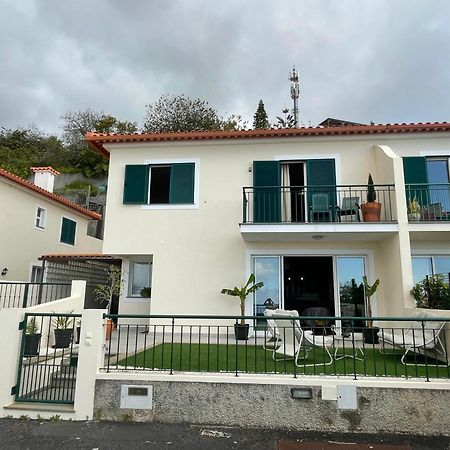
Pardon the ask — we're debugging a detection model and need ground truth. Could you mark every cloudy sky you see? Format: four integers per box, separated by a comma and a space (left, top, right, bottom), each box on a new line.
1, 0, 449, 135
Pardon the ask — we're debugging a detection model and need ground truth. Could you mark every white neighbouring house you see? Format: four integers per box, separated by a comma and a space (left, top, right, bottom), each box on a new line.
0, 166, 103, 282
86, 122, 450, 323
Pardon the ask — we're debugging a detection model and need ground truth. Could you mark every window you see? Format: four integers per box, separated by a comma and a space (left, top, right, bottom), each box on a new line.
60, 217, 76, 245
129, 261, 152, 297
35, 207, 46, 229
412, 256, 450, 284
30, 265, 43, 282
123, 162, 196, 206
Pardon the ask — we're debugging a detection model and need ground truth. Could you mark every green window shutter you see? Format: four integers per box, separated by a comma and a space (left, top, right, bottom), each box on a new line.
61, 218, 76, 245
169, 163, 195, 204
306, 159, 337, 221
403, 157, 429, 205
253, 161, 281, 223
123, 165, 150, 204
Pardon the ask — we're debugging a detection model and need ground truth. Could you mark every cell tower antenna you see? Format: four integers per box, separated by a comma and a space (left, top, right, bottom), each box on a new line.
289, 67, 300, 128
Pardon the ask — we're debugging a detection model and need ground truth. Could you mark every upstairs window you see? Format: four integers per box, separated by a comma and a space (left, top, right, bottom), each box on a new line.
60, 217, 76, 245
35, 207, 46, 229
123, 163, 196, 206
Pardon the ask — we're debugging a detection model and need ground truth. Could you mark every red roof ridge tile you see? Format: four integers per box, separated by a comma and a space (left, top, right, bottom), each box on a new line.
0, 167, 101, 220
30, 166, 61, 176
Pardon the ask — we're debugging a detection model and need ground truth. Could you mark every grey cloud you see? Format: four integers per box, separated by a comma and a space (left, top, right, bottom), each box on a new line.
0, 0, 449, 136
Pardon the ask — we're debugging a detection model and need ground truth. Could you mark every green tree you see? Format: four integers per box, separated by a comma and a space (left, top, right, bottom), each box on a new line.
142, 94, 223, 133
253, 100, 270, 129
275, 108, 296, 129
61, 110, 137, 177
0, 127, 67, 178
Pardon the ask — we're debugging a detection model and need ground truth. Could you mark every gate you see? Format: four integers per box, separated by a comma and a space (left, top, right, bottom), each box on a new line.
14, 312, 81, 404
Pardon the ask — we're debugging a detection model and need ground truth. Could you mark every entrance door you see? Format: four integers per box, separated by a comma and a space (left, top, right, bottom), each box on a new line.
283, 256, 334, 315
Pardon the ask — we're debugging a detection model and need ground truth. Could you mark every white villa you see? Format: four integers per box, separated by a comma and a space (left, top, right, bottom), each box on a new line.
0, 166, 102, 282
85, 123, 450, 322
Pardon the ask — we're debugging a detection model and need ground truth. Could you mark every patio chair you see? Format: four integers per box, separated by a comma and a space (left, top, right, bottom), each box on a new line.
266, 309, 334, 367
336, 196, 360, 222
261, 308, 281, 350
422, 203, 448, 221
309, 193, 332, 222
377, 318, 448, 366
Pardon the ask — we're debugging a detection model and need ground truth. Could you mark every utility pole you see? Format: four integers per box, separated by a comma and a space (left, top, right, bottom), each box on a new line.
289, 67, 300, 128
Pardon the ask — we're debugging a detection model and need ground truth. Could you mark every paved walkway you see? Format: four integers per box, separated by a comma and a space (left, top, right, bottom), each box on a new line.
0, 419, 448, 450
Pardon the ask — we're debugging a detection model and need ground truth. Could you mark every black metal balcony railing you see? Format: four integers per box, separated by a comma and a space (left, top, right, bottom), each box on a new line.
0, 282, 71, 309
103, 314, 449, 381
406, 184, 450, 222
242, 185, 396, 224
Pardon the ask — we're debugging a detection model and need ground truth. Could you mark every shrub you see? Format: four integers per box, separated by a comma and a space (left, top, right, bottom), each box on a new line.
411, 274, 450, 310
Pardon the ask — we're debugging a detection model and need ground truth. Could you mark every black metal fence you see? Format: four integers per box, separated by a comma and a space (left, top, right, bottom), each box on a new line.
0, 282, 71, 309
242, 185, 396, 224
15, 312, 81, 404
406, 184, 450, 221
103, 314, 449, 381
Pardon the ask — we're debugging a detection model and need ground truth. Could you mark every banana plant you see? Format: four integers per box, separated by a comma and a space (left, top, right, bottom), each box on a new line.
362, 276, 380, 328
221, 274, 264, 325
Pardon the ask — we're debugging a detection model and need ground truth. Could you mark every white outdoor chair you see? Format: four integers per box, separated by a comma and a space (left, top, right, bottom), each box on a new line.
378, 319, 448, 366
262, 308, 281, 350
267, 309, 334, 367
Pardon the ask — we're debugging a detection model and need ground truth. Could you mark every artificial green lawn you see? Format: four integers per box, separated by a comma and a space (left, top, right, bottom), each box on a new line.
116, 343, 450, 379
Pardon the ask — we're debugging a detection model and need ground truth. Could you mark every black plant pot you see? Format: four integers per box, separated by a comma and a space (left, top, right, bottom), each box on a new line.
363, 327, 380, 344
54, 328, 73, 348
234, 323, 249, 341
24, 334, 41, 357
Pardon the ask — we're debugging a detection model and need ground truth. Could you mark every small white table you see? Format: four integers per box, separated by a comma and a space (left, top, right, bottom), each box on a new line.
333, 332, 365, 361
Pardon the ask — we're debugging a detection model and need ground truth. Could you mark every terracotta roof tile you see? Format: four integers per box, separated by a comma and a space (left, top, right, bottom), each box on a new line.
30, 166, 61, 176
86, 122, 450, 158
0, 167, 101, 220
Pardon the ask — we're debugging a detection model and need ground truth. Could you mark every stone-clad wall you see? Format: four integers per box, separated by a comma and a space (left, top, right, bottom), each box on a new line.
94, 379, 450, 435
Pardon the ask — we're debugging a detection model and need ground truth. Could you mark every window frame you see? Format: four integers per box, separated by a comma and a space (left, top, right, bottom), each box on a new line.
35, 206, 47, 230
412, 254, 450, 284
142, 158, 200, 210
128, 260, 153, 298
59, 216, 77, 246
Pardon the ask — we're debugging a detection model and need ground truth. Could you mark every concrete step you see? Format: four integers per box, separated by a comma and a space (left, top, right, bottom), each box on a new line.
50, 366, 77, 389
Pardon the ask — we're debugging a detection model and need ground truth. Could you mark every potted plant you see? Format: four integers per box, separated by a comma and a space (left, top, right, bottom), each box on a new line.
411, 274, 450, 310
361, 174, 381, 222
94, 265, 124, 339
140, 286, 152, 298
52, 312, 75, 348
221, 273, 264, 340
362, 276, 380, 344
24, 316, 41, 357
407, 197, 422, 222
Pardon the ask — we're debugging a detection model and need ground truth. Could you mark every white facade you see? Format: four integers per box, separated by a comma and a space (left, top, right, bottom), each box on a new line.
93, 128, 450, 320
0, 173, 102, 281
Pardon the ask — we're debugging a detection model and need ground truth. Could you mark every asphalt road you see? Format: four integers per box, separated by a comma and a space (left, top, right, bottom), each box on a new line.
0, 418, 448, 450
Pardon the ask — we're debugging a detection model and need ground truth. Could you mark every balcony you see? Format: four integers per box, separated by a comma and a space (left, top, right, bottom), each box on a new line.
240, 185, 398, 242
406, 183, 450, 241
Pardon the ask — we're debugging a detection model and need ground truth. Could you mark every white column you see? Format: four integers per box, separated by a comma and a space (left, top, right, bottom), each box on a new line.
0, 309, 25, 415
73, 309, 106, 419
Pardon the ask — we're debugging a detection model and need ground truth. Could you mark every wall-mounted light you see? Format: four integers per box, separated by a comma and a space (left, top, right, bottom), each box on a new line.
1, 267, 8, 276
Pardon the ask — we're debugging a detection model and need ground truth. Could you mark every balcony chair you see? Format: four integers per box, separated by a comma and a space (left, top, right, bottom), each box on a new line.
265, 309, 334, 367
422, 203, 448, 221
336, 196, 360, 222
377, 318, 448, 366
309, 193, 332, 222
301, 306, 332, 334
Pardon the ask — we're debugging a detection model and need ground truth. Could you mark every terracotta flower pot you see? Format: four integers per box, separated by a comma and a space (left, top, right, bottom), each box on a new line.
361, 202, 381, 222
